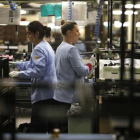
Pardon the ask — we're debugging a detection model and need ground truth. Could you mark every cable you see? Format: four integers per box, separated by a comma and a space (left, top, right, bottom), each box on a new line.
68, 0, 72, 20
94, 0, 104, 48
8, 0, 18, 10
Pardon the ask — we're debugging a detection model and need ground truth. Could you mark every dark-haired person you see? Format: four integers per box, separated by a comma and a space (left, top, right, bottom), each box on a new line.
53, 20, 92, 133
9, 21, 57, 133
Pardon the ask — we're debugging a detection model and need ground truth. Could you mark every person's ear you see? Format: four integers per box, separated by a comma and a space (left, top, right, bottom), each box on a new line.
35, 31, 39, 38
67, 30, 72, 36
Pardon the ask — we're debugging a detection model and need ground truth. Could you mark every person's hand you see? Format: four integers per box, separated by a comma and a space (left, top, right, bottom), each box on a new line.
9, 61, 17, 69
86, 63, 92, 72
86, 67, 95, 79
9, 71, 19, 78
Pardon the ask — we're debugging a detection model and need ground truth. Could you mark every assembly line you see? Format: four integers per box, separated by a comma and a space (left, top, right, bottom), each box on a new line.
0, 0, 140, 140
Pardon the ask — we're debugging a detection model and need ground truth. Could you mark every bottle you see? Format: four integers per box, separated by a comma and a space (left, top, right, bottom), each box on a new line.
90, 53, 96, 67
51, 128, 60, 138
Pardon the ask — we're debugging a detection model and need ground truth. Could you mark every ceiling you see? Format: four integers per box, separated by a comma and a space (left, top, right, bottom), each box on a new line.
0, 0, 139, 21
0, 0, 97, 12
0, 0, 94, 3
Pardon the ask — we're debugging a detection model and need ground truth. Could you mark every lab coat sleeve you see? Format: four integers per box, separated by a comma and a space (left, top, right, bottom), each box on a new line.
16, 61, 29, 71
18, 48, 47, 79
68, 47, 89, 76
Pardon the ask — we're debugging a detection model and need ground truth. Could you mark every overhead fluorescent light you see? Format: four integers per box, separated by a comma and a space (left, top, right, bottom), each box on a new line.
9, 46, 18, 49
134, 4, 140, 9
0, 46, 7, 49
113, 21, 138, 27
79, 26, 85, 28
114, 21, 128, 28
125, 4, 140, 9
113, 10, 138, 15
136, 22, 140, 27
123, 22, 129, 27
20, 21, 30, 26
104, 1, 108, 5
114, 21, 122, 28
54, 26, 61, 29
125, 4, 133, 8
0, 24, 7, 26
113, 10, 122, 15
47, 23, 55, 28
125, 10, 133, 15
28, 3, 42, 8
134, 11, 138, 15
125, 10, 138, 15
103, 22, 108, 27
20, 10, 27, 15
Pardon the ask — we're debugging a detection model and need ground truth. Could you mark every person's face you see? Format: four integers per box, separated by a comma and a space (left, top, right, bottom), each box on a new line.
26, 28, 36, 44
70, 25, 80, 43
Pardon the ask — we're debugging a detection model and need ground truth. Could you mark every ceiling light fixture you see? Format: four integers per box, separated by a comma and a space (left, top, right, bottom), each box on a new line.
20, 10, 27, 15
136, 22, 140, 27
113, 10, 122, 15
20, 21, 30, 26
125, 4, 133, 8
134, 4, 140, 9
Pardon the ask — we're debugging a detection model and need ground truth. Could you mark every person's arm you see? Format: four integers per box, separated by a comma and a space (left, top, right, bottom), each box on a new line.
16, 61, 29, 71
9, 61, 29, 78
18, 48, 47, 79
68, 47, 89, 76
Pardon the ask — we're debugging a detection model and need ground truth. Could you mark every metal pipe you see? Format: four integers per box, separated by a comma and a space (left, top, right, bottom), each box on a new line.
110, 0, 113, 49
68, 0, 72, 20
120, 0, 126, 88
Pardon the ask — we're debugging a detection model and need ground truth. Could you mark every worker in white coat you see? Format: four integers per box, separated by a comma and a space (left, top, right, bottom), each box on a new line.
9, 21, 57, 133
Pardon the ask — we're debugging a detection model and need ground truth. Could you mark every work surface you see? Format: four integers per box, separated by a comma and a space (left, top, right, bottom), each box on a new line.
0, 78, 31, 87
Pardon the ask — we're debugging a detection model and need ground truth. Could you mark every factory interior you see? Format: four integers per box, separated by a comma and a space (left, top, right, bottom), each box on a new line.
1, 0, 140, 140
